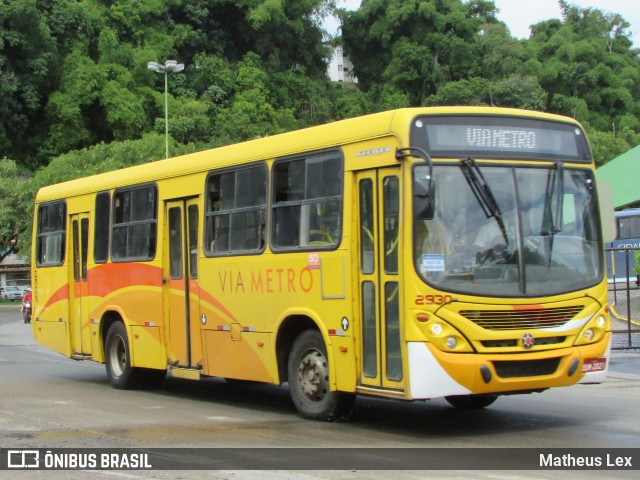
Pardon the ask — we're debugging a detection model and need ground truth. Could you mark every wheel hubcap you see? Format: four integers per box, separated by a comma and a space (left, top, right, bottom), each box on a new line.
297, 349, 327, 401
109, 334, 125, 377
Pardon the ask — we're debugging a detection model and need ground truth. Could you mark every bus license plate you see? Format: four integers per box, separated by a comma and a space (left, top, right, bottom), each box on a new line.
582, 357, 607, 373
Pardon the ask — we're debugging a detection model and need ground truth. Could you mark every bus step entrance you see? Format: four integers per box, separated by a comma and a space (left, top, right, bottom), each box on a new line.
169, 367, 201, 381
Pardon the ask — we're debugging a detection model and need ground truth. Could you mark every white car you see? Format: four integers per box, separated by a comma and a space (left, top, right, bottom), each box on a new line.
0, 286, 23, 301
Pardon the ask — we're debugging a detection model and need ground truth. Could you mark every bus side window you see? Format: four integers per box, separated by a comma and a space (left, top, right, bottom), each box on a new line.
94, 191, 110, 263
36, 201, 66, 266
205, 164, 267, 255
617, 216, 640, 240
111, 185, 157, 261
273, 152, 342, 249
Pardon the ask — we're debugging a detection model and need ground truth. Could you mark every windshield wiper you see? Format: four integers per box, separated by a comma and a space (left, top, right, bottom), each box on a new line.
542, 162, 565, 267
543, 162, 565, 235
459, 157, 509, 246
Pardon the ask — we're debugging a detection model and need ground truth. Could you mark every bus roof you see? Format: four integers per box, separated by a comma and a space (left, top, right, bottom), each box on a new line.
35, 106, 582, 203
614, 208, 640, 218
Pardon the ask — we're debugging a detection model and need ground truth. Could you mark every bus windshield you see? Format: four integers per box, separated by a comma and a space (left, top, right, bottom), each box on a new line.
414, 163, 603, 297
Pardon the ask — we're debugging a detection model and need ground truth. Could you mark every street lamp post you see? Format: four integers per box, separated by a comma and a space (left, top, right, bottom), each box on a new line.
147, 60, 184, 159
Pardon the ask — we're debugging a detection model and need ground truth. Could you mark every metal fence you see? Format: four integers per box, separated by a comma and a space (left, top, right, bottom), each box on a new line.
607, 246, 640, 350
0, 268, 31, 292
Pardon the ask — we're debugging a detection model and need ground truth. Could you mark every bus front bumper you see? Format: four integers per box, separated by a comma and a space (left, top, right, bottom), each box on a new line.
407, 333, 611, 400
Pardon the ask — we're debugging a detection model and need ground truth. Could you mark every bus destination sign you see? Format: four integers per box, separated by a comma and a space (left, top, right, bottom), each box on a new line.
411, 115, 592, 162
466, 127, 536, 150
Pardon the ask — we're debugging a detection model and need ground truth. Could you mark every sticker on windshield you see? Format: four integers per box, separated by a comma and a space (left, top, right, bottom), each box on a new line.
422, 254, 445, 272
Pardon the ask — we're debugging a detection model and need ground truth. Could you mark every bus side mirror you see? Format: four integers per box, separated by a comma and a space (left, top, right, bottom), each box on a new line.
414, 178, 435, 220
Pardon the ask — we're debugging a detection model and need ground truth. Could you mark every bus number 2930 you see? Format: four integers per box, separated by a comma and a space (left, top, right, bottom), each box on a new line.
415, 294, 454, 305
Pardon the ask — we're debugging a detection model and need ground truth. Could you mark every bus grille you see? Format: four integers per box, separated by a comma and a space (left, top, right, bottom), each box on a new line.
481, 336, 566, 348
460, 306, 584, 330
493, 358, 561, 378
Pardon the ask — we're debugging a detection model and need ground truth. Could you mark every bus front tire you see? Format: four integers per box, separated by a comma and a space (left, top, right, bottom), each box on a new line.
445, 394, 497, 409
287, 330, 354, 421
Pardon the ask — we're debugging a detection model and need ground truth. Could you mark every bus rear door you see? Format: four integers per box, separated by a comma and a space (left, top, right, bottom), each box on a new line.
69, 212, 91, 357
164, 198, 202, 370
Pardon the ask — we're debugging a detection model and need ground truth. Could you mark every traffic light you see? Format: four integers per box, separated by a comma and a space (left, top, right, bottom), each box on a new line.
9, 233, 18, 253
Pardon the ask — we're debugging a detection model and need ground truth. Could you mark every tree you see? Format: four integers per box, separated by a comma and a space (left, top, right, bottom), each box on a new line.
426, 77, 491, 106
166, 0, 334, 76
12, 133, 200, 256
524, 1, 640, 137
473, 22, 524, 80
491, 75, 547, 110
215, 52, 298, 142
39, 48, 105, 158
0, 0, 60, 169
341, 0, 503, 103
585, 129, 631, 167
0, 158, 29, 261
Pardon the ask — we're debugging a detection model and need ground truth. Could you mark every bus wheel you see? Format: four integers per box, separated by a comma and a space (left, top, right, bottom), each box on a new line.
105, 322, 135, 389
287, 330, 354, 421
445, 394, 497, 409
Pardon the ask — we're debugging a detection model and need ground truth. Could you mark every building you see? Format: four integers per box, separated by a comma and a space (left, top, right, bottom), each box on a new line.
0, 252, 30, 290
327, 45, 358, 83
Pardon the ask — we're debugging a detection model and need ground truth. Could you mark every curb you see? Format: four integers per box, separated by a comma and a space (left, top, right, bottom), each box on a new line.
610, 303, 640, 326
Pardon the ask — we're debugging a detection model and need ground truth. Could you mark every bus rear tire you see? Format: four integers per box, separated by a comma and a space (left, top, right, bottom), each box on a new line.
445, 394, 497, 409
287, 330, 354, 421
105, 322, 136, 389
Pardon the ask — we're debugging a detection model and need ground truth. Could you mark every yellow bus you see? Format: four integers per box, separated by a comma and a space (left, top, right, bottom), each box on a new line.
31, 107, 612, 420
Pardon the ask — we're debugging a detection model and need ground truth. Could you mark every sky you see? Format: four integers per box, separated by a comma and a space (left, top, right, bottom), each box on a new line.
328, 0, 640, 46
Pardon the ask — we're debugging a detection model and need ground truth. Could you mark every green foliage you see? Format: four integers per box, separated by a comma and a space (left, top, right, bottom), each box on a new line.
32, 133, 189, 188
329, 83, 370, 120
0, 0, 60, 168
473, 23, 524, 80
584, 129, 632, 167
1, 0, 335, 168
491, 75, 547, 111
0, 158, 26, 247
341, 0, 501, 101
215, 53, 298, 141
427, 77, 490, 106
2, 0, 640, 258
15, 134, 199, 256
525, 0, 639, 145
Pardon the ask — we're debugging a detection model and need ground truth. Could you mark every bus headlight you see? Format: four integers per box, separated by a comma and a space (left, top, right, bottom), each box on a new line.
417, 315, 472, 353
574, 314, 608, 346
583, 329, 594, 342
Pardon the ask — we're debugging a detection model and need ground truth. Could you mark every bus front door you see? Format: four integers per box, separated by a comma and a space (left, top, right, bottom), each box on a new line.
164, 199, 202, 369
356, 169, 404, 392
69, 212, 91, 357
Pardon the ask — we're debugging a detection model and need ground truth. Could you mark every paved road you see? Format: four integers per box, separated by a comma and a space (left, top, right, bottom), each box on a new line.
1, 305, 639, 479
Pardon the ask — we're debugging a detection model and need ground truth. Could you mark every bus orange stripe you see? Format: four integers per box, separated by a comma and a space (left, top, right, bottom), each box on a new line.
88, 263, 163, 294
